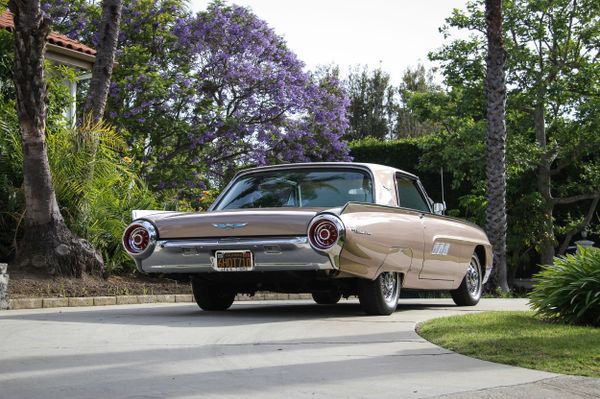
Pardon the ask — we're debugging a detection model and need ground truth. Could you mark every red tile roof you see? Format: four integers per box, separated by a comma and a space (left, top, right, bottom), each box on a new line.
0, 10, 96, 56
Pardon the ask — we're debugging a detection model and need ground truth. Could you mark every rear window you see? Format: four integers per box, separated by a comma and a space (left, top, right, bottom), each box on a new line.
215, 168, 374, 210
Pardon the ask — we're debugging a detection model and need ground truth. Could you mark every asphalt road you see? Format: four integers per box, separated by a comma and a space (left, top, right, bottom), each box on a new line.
0, 298, 597, 398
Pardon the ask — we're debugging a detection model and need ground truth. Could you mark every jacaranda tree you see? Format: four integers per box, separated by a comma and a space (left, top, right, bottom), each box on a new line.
46, 0, 351, 193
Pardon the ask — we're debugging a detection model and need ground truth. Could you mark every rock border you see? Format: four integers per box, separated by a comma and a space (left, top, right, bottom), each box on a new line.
6, 292, 312, 310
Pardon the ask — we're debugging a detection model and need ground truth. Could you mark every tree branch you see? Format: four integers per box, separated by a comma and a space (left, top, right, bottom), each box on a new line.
553, 192, 600, 205
558, 195, 599, 255
550, 141, 586, 175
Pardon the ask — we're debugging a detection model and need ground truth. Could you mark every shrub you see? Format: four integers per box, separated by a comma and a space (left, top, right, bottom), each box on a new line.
529, 247, 600, 326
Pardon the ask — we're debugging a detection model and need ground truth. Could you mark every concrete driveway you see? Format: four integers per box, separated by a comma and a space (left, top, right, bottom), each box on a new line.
0, 298, 597, 398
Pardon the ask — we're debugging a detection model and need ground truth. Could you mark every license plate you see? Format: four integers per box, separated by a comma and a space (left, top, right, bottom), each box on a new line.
213, 250, 254, 271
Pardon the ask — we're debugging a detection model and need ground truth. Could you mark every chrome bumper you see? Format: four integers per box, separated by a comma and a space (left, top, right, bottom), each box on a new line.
135, 236, 334, 274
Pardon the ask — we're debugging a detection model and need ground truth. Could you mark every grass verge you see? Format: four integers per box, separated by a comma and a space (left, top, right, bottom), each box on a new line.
417, 311, 600, 377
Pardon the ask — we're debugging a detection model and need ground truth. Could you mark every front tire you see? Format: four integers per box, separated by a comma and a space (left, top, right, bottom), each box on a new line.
312, 290, 342, 305
451, 254, 483, 306
192, 280, 236, 311
358, 272, 400, 315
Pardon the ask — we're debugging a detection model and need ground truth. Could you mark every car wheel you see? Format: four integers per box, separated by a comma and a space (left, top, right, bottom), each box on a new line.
312, 290, 342, 305
358, 272, 400, 315
192, 280, 236, 311
451, 254, 483, 306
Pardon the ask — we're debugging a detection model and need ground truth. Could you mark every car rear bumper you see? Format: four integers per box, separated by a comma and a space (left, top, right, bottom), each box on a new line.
135, 236, 335, 274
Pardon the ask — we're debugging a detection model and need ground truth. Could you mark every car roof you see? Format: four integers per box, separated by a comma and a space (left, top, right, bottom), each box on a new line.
235, 162, 419, 180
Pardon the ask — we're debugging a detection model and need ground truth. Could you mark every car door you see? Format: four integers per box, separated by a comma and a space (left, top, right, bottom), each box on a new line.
396, 175, 456, 287
394, 174, 427, 275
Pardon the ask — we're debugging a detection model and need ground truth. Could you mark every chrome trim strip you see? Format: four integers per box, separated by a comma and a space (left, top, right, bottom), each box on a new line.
160, 236, 308, 248
481, 267, 493, 284
211, 223, 248, 229
481, 253, 494, 285
482, 266, 493, 285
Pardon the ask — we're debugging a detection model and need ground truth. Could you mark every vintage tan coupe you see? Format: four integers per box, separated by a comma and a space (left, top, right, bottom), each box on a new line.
123, 163, 492, 315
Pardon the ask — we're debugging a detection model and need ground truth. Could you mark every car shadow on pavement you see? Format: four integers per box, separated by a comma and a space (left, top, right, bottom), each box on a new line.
0, 301, 367, 327
0, 300, 467, 327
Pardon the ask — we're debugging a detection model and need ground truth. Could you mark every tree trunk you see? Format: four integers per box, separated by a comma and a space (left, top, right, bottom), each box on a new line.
9, 0, 103, 277
80, 0, 122, 200
534, 103, 556, 265
83, 0, 123, 124
484, 0, 509, 291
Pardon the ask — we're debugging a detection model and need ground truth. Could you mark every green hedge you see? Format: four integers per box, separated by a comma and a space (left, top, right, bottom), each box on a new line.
349, 137, 462, 211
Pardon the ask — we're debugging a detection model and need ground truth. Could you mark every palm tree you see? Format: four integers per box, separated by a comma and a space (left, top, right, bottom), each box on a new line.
484, 0, 509, 291
8, 0, 121, 277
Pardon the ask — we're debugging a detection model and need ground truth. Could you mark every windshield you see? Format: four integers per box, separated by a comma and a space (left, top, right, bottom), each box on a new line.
215, 168, 374, 210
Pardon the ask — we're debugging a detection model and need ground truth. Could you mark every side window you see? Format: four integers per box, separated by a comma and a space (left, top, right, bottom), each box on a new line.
396, 175, 430, 212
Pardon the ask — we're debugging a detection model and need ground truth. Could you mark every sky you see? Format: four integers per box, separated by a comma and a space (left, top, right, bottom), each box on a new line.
189, 0, 471, 83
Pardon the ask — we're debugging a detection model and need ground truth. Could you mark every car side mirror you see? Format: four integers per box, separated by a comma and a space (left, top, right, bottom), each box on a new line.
433, 202, 446, 215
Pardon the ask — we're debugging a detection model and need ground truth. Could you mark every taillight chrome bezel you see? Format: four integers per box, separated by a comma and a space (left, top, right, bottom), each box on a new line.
308, 213, 345, 256
122, 220, 157, 258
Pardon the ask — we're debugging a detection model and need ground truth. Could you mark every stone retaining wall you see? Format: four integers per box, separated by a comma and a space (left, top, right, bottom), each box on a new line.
7, 292, 312, 310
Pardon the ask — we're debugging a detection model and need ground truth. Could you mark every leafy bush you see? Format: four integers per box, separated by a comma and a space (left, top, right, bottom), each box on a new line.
50, 121, 157, 273
529, 247, 600, 326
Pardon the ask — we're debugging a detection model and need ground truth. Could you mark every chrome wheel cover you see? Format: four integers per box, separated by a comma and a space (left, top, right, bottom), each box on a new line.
465, 257, 482, 299
380, 272, 398, 305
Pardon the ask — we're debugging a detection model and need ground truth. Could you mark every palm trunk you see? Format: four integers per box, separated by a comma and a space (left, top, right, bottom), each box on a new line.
484, 0, 509, 291
9, 0, 103, 276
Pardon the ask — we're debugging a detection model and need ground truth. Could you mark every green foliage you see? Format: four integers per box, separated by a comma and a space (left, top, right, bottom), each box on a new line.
349, 136, 482, 221
529, 247, 600, 326
0, 98, 22, 260
78, 166, 156, 273
345, 65, 441, 140
158, 187, 219, 213
421, 0, 600, 270
346, 66, 395, 140
0, 29, 24, 261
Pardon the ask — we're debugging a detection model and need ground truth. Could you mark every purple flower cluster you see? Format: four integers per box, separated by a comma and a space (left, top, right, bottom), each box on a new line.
43, 0, 351, 189
169, 4, 350, 176
41, 0, 90, 40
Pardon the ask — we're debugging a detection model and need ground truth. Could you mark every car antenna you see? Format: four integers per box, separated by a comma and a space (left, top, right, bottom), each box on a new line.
440, 167, 446, 208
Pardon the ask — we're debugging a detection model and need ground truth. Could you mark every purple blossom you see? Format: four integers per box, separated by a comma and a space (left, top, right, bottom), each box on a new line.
58, 1, 351, 190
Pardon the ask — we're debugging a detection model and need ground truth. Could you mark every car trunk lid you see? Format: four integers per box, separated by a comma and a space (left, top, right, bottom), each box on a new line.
145, 208, 321, 239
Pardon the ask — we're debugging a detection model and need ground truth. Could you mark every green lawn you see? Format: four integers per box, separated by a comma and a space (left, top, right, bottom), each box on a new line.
417, 311, 600, 377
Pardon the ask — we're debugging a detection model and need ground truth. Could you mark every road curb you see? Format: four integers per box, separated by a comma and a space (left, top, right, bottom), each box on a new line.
5, 292, 312, 310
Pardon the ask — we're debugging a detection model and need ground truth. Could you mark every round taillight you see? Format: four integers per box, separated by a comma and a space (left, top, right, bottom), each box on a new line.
308, 215, 343, 251
123, 221, 156, 256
